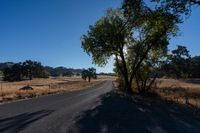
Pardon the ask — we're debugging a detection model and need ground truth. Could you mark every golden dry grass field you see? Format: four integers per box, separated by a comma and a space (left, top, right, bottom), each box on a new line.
153, 78, 200, 108
0, 76, 116, 103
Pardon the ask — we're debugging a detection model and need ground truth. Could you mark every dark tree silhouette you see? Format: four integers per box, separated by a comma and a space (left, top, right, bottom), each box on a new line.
162, 45, 191, 79
3, 63, 23, 81
82, 1, 178, 93
191, 56, 200, 78
81, 68, 97, 82
3, 60, 49, 82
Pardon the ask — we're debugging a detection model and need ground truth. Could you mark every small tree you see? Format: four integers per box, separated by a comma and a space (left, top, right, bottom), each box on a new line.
22, 60, 35, 80
81, 69, 88, 81
87, 68, 97, 82
191, 56, 200, 78
163, 45, 191, 79
3, 60, 49, 81
81, 68, 97, 82
3, 63, 23, 81
22, 60, 49, 80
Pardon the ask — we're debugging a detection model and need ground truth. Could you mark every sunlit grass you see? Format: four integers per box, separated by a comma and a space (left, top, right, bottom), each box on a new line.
0, 76, 114, 103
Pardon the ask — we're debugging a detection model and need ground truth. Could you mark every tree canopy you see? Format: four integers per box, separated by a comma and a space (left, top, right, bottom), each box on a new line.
81, 68, 97, 82
3, 60, 49, 82
81, 0, 199, 94
82, 0, 180, 93
161, 45, 200, 79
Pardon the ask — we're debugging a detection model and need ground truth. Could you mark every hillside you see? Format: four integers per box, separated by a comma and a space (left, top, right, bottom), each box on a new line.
0, 62, 83, 77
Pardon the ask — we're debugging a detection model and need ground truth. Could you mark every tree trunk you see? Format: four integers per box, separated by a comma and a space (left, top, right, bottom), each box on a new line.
123, 75, 132, 94
29, 74, 32, 80
118, 49, 133, 94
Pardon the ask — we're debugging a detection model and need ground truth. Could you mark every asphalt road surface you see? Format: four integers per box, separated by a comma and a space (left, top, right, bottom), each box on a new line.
0, 80, 113, 133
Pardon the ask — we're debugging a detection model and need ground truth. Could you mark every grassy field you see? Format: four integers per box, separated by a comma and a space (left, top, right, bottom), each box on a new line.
0, 76, 115, 103
153, 78, 200, 108
1, 76, 198, 108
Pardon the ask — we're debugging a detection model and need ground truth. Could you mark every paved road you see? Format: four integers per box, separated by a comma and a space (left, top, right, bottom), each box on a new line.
0, 80, 113, 133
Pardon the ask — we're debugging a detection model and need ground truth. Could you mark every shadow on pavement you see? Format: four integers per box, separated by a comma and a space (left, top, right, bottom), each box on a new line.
0, 110, 54, 133
68, 92, 200, 133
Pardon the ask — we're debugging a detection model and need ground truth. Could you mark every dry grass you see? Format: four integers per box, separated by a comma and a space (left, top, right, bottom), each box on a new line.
0, 76, 115, 103
153, 78, 200, 108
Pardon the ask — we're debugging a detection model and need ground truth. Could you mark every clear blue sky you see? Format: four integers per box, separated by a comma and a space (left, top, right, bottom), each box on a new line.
0, 0, 199, 73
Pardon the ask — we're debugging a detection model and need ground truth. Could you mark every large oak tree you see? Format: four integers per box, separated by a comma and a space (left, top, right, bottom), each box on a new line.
82, 0, 199, 93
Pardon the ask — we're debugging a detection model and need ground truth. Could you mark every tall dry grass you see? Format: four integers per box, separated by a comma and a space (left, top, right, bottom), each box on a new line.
153, 78, 200, 108
0, 76, 114, 103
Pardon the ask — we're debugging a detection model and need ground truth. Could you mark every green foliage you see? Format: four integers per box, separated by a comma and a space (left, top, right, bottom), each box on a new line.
3, 63, 23, 81
82, 1, 179, 93
36, 70, 50, 79
151, 0, 200, 18
81, 68, 97, 82
22, 60, 48, 80
63, 71, 74, 77
162, 45, 191, 79
0, 70, 3, 76
81, 0, 199, 94
3, 60, 49, 82
191, 56, 200, 78
134, 49, 164, 94
81, 8, 131, 66
161, 46, 200, 79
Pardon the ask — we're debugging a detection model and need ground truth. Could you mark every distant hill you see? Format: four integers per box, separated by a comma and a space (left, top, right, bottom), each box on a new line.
44, 66, 83, 77
97, 72, 116, 76
44, 67, 116, 77
0, 62, 14, 70
0, 62, 115, 77
0, 62, 82, 76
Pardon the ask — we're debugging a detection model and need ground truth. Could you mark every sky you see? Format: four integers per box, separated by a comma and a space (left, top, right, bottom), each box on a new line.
0, 0, 199, 73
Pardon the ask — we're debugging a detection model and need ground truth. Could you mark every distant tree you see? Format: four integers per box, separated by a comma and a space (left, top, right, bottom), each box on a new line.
36, 69, 50, 79
0, 70, 3, 76
161, 45, 191, 79
63, 71, 74, 77
3, 63, 23, 81
170, 45, 191, 79
76, 73, 81, 76
81, 69, 88, 81
191, 56, 200, 78
22, 60, 36, 80
87, 68, 97, 82
3, 60, 49, 81
22, 60, 49, 80
81, 68, 97, 82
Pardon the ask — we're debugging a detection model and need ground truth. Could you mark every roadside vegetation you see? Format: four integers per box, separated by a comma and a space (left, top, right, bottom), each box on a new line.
0, 76, 115, 103
2, 60, 49, 82
154, 79, 200, 108
81, 0, 200, 107
0, 60, 114, 103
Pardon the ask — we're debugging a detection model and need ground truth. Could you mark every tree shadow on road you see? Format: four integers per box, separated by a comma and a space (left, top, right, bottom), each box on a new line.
68, 92, 200, 133
0, 110, 54, 133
